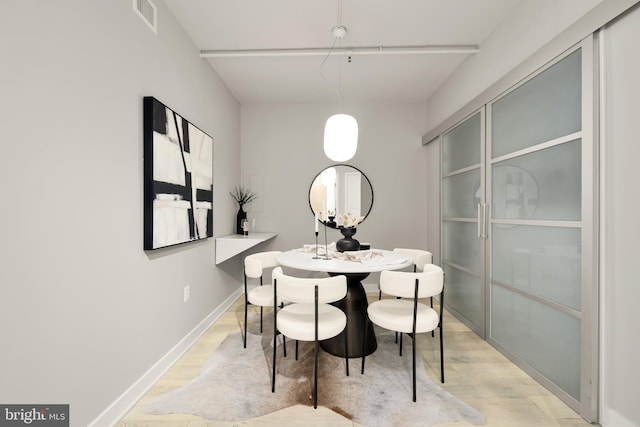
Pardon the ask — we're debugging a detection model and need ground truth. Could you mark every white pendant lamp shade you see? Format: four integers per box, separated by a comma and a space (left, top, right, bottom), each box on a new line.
324, 114, 358, 162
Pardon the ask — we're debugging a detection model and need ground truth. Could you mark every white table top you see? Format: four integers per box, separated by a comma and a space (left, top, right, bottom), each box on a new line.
276, 249, 412, 274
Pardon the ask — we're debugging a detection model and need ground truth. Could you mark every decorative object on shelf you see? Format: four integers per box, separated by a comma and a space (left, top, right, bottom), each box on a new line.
230, 185, 257, 235
340, 213, 364, 228
336, 213, 364, 252
336, 226, 360, 252
143, 96, 214, 250
313, 213, 320, 259
236, 206, 246, 235
322, 215, 331, 260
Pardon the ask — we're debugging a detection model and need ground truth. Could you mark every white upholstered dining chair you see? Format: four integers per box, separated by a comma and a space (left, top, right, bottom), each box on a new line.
383, 248, 434, 344
271, 267, 349, 409
362, 264, 445, 402
243, 251, 282, 348
378, 248, 433, 299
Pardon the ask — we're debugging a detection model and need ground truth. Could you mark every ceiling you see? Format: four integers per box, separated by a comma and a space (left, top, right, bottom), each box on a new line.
164, 0, 522, 105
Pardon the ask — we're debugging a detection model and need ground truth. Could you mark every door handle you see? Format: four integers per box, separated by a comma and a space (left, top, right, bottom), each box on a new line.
477, 203, 489, 239
482, 203, 489, 239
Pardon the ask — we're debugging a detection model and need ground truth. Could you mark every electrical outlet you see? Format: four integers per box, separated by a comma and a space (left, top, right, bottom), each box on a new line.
183, 285, 190, 302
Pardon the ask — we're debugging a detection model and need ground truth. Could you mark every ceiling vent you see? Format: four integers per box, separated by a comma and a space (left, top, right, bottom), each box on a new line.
133, 0, 157, 34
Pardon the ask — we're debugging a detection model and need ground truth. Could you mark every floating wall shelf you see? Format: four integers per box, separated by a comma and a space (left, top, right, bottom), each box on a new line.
215, 232, 277, 264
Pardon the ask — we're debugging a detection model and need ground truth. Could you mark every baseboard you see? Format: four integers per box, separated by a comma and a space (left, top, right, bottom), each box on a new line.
600, 407, 638, 427
88, 288, 243, 427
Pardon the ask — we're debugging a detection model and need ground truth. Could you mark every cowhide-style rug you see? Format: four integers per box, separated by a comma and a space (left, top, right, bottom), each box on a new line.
143, 315, 485, 427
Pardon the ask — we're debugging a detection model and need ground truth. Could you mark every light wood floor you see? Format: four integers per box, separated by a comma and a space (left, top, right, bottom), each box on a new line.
118, 294, 592, 427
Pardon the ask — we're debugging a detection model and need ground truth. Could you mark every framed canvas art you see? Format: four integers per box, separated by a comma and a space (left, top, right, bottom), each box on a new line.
143, 97, 214, 250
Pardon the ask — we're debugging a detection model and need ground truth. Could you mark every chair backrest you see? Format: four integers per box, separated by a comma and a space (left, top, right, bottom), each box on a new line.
244, 251, 282, 278
272, 268, 346, 304
379, 264, 443, 299
393, 248, 433, 271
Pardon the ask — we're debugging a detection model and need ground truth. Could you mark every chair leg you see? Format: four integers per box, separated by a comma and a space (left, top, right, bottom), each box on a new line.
260, 306, 264, 333
272, 332, 277, 393
395, 297, 402, 343
295, 340, 299, 360
440, 325, 445, 383
313, 340, 319, 409
378, 289, 382, 300
243, 302, 248, 348
272, 279, 278, 393
431, 297, 434, 337
344, 329, 349, 376
399, 333, 403, 356
283, 336, 287, 358
361, 319, 368, 374
412, 333, 417, 402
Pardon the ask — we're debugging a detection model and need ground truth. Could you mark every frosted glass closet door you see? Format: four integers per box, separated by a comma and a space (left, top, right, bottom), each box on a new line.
441, 111, 485, 335
488, 49, 585, 403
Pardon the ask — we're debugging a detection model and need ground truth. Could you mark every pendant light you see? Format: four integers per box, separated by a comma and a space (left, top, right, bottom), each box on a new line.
323, 6, 358, 162
324, 113, 358, 161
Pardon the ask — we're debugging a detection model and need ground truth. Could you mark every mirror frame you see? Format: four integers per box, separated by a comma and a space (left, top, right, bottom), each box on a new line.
308, 164, 374, 229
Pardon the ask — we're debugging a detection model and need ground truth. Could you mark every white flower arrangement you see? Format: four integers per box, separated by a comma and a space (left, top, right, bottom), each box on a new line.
339, 213, 365, 228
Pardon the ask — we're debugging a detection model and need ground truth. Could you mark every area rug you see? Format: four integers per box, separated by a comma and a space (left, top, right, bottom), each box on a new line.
143, 316, 485, 427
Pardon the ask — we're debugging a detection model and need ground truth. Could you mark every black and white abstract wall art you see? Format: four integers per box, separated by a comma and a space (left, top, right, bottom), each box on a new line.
143, 97, 213, 250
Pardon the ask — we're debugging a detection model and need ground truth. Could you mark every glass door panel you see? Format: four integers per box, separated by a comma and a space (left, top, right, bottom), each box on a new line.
492, 140, 582, 221
441, 110, 485, 335
492, 50, 582, 158
488, 45, 589, 413
437, 39, 595, 420
444, 264, 484, 330
442, 169, 481, 218
443, 222, 482, 273
442, 112, 481, 173
491, 225, 581, 310
491, 285, 581, 400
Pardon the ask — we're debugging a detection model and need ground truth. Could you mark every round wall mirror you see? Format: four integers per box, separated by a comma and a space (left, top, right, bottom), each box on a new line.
309, 164, 373, 229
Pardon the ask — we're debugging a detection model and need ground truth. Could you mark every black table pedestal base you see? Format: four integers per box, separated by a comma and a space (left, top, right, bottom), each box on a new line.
321, 272, 376, 358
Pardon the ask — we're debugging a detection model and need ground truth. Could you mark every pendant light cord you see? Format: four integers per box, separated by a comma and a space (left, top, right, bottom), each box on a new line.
320, 0, 345, 106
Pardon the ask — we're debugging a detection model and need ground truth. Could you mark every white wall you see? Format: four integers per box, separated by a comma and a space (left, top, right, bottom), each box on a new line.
601, 6, 640, 427
0, 1, 242, 425
240, 103, 429, 283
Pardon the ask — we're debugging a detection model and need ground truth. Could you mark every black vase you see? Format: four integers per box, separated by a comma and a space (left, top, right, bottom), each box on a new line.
336, 227, 360, 252
236, 205, 247, 234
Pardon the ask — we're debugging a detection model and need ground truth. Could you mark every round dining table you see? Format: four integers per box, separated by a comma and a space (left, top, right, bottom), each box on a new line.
276, 249, 412, 358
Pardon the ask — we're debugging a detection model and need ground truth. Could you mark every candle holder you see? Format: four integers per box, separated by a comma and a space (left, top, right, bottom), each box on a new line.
312, 231, 321, 259
322, 220, 331, 260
